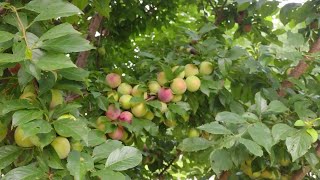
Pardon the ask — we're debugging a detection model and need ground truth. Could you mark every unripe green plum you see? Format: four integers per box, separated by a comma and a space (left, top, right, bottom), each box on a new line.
117, 83, 132, 95
188, 128, 200, 137
172, 94, 182, 102
58, 114, 76, 120
119, 94, 132, 109
71, 141, 83, 152
186, 76, 201, 92
14, 126, 34, 147
50, 89, 63, 109
158, 88, 173, 103
184, 64, 199, 77
164, 119, 177, 127
170, 78, 187, 95
172, 66, 185, 78
132, 85, 145, 97
106, 104, 121, 120
118, 111, 133, 124
107, 91, 119, 101
98, 47, 106, 56
51, 136, 71, 159
144, 111, 154, 120
108, 126, 124, 140
160, 102, 168, 113
106, 73, 122, 88
29, 135, 41, 147
131, 103, 147, 117
199, 61, 214, 75
157, 72, 168, 86
20, 92, 36, 102
148, 81, 161, 94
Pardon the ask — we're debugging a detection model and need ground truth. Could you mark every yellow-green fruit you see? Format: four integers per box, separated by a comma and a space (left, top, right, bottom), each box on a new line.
20, 92, 36, 102
14, 127, 34, 148
188, 128, 200, 137
105, 73, 122, 88
157, 72, 168, 86
170, 78, 187, 95
117, 83, 132, 95
72, 141, 83, 152
107, 91, 119, 101
131, 103, 147, 117
182, 114, 190, 121
144, 111, 154, 120
0, 123, 7, 142
98, 47, 106, 55
51, 137, 71, 159
186, 76, 201, 92
58, 114, 76, 120
29, 135, 41, 147
119, 95, 132, 110
199, 61, 214, 75
132, 85, 145, 97
160, 102, 168, 113
148, 81, 161, 94
251, 171, 261, 178
164, 119, 177, 127
185, 64, 199, 77
172, 66, 185, 78
172, 94, 182, 102
260, 170, 276, 179
50, 89, 63, 109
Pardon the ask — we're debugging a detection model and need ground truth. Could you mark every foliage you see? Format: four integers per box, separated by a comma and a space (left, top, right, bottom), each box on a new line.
0, 0, 320, 179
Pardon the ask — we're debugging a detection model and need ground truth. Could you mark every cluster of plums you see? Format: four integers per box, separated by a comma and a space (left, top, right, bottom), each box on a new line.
99, 61, 214, 140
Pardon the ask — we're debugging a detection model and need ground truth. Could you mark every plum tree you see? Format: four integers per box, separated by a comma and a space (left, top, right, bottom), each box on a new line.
119, 94, 132, 109
158, 88, 173, 102
185, 76, 201, 92
108, 126, 124, 140
106, 104, 121, 120
119, 111, 133, 123
199, 61, 214, 75
51, 137, 71, 159
131, 103, 148, 117
184, 64, 199, 77
117, 83, 133, 95
106, 73, 122, 88
170, 78, 187, 95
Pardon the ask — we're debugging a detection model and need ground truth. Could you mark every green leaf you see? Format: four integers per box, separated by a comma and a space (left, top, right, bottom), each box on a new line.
53, 119, 90, 144
306, 128, 318, 143
238, 138, 263, 157
210, 149, 233, 175
32, 130, 56, 150
92, 168, 126, 180
44, 146, 64, 169
39, 35, 94, 53
3, 165, 46, 180
88, 130, 107, 147
255, 92, 268, 115
0, 145, 22, 170
248, 123, 273, 154
12, 110, 43, 127
266, 100, 288, 113
178, 137, 211, 152
106, 146, 142, 171
0, 31, 14, 43
147, 100, 162, 109
272, 123, 297, 143
215, 111, 246, 124
286, 130, 313, 161
294, 120, 306, 127
93, 0, 111, 17
58, 68, 89, 81
279, 3, 300, 25
123, 118, 158, 136
1, 99, 37, 115
93, 140, 123, 161
197, 122, 232, 135
287, 31, 305, 48
34, 53, 76, 71
226, 46, 247, 60
67, 151, 94, 180
0, 53, 23, 64
25, 0, 82, 21
39, 23, 81, 41
20, 120, 52, 138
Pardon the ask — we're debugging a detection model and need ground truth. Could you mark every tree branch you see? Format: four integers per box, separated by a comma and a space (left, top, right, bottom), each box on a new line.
75, 14, 103, 68
291, 166, 311, 180
218, 171, 230, 180
158, 150, 182, 179
278, 37, 320, 97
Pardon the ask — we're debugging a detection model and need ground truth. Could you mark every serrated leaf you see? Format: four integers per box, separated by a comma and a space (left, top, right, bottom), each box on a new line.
238, 138, 263, 157
2, 99, 38, 114
106, 146, 142, 171
93, 140, 123, 161
58, 68, 89, 81
215, 111, 246, 124
67, 151, 94, 180
12, 110, 43, 127
248, 123, 273, 154
266, 100, 288, 113
0, 31, 14, 43
88, 130, 106, 147
92, 168, 126, 180
19, 119, 52, 138
53, 119, 89, 144
147, 100, 162, 109
197, 122, 232, 135
272, 123, 297, 143
210, 149, 233, 175
3, 165, 46, 180
178, 137, 211, 152
39, 35, 94, 53
39, 23, 81, 41
0, 53, 23, 64
286, 130, 313, 161
0, 145, 22, 170
34, 53, 76, 71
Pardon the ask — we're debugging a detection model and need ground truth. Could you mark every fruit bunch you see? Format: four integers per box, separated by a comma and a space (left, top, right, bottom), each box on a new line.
98, 61, 214, 140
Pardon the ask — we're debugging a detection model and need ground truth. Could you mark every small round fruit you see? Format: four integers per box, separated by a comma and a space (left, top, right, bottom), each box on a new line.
119, 94, 132, 109
132, 85, 145, 97
148, 81, 161, 94
105, 104, 121, 120
108, 126, 124, 140
131, 103, 148, 117
184, 64, 199, 77
106, 73, 121, 88
185, 76, 201, 92
117, 83, 132, 95
14, 127, 34, 147
170, 78, 187, 95
172, 66, 185, 78
118, 111, 133, 124
144, 111, 154, 120
188, 128, 200, 137
98, 47, 106, 55
71, 141, 83, 152
199, 61, 214, 75
172, 94, 182, 102
157, 72, 168, 86
158, 88, 173, 103
20, 92, 36, 102
51, 137, 71, 159
160, 102, 168, 113
164, 119, 177, 128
